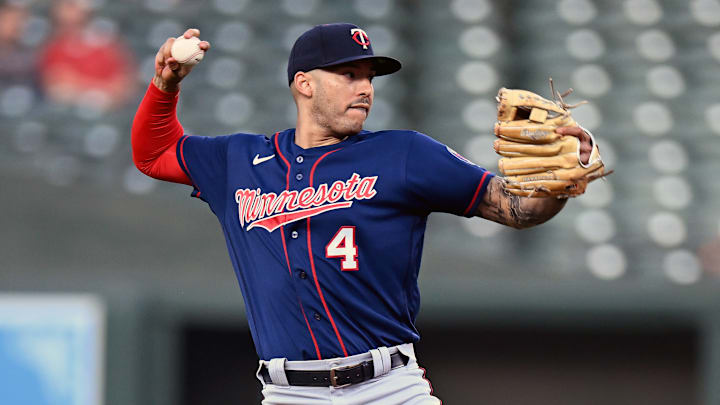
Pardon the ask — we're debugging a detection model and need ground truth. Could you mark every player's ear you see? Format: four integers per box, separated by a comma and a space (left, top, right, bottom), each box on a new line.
294, 71, 313, 98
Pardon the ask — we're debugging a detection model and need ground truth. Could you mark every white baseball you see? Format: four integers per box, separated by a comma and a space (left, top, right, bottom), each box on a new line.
171, 36, 204, 65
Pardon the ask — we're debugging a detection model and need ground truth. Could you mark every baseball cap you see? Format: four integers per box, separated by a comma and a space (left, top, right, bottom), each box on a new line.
287, 23, 402, 85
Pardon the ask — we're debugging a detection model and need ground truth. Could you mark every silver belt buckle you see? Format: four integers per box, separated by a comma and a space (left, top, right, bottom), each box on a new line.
329, 364, 354, 388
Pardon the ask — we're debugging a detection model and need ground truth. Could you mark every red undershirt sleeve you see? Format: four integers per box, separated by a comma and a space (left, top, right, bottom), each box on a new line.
131, 81, 192, 185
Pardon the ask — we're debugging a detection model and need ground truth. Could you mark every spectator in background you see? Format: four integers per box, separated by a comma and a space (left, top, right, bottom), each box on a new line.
0, 1, 37, 87
38, 0, 136, 111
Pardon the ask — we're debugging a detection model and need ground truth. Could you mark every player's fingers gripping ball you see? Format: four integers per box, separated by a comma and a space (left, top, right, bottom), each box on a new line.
492, 83, 608, 198
170, 35, 205, 65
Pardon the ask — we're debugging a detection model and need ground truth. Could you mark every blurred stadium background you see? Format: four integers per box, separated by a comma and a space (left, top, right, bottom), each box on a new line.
2, 0, 720, 403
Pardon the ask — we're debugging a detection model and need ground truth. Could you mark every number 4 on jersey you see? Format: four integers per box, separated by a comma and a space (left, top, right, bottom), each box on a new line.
325, 226, 358, 271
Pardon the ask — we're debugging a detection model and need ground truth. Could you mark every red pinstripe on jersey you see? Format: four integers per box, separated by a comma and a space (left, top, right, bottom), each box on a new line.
463, 171, 490, 216
280, 227, 292, 277
307, 148, 349, 357
297, 299, 322, 360
179, 136, 192, 181
274, 132, 322, 360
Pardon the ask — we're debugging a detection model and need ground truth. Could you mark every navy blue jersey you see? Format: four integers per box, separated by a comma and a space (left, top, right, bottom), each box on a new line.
176, 128, 493, 361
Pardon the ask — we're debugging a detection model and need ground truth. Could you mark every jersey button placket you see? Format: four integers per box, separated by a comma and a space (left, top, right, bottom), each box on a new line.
282, 151, 326, 356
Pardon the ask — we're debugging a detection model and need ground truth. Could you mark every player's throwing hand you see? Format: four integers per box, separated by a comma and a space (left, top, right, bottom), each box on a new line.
153, 28, 210, 93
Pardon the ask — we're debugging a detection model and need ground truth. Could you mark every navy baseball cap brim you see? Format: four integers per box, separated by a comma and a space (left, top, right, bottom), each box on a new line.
316, 54, 401, 75
288, 23, 402, 85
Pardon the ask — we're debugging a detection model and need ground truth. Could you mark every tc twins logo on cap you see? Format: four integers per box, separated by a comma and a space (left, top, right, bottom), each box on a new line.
286, 22, 401, 85
350, 28, 370, 49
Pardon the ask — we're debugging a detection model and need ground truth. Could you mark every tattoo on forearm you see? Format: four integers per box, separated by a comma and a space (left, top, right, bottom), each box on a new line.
508, 188, 526, 226
476, 177, 567, 229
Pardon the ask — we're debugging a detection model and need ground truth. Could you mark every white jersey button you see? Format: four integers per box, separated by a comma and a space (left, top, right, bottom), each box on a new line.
291, 231, 299, 239
296, 173, 303, 181
296, 155, 304, 163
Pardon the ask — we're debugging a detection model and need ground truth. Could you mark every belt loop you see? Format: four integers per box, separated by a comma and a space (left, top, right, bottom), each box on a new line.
369, 348, 383, 377
378, 346, 391, 375
268, 358, 289, 386
370, 346, 392, 377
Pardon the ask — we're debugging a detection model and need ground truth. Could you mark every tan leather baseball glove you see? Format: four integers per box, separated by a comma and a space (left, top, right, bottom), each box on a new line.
493, 85, 607, 198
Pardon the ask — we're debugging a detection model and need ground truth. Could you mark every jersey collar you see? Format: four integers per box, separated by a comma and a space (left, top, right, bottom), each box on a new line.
274, 128, 365, 159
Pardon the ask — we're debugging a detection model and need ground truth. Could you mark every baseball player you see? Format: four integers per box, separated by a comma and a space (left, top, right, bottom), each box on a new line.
132, 23, 598, 404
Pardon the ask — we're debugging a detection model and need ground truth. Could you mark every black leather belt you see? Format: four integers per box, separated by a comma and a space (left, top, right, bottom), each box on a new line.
260, 351, 409, 388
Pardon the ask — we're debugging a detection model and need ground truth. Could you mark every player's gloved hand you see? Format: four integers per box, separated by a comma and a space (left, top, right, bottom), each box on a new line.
492, 85, 609, 198
153, 28, 210, 93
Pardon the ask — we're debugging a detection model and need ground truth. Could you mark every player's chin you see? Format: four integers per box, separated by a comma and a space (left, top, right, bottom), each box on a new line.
336, 116, 366, 135
350, 119, 367, 134
333, 122, 364, 138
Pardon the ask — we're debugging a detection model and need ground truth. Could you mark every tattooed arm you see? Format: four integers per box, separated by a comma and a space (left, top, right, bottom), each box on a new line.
475, 126, 595, 228
476, 176, 568, 229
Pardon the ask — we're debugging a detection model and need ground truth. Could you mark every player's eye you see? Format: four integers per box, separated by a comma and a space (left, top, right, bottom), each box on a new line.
344, 71, 355, 79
